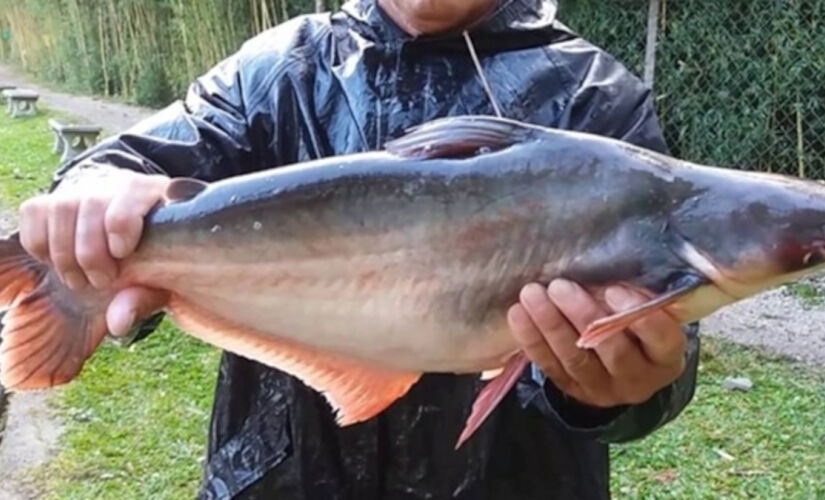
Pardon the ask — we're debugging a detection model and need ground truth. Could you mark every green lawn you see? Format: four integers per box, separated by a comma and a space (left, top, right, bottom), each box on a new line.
0, 107, 63, 205
1, 106, 823, 499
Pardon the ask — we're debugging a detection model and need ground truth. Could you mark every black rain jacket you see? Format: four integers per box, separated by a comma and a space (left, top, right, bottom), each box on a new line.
54, 1, 700, 498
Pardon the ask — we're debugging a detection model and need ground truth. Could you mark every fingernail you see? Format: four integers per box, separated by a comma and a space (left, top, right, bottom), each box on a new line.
87, 271, 112, 289
547, 279, 574, 299
108, 234, 127, 258
520, 283, 546, 306
113, 309, 137, 338
605, 287, 633, 309
63, 271, 86, 291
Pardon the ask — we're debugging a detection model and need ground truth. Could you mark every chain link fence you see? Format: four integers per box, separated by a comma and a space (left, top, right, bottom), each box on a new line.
557, 0, 825, 179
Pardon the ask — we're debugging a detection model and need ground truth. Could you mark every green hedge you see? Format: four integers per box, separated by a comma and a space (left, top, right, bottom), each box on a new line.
557, 0, 825, 178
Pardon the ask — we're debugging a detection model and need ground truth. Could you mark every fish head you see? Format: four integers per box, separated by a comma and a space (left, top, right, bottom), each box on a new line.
670, 169, 825, 301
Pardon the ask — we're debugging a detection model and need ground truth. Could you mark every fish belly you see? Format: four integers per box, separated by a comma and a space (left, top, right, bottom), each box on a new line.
139, 254, 522, 374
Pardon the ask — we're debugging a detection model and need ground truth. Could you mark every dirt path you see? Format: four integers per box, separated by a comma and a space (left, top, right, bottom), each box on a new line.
0, 64, 155, 499
702, 275, 825, 366
0, 64, 153, 135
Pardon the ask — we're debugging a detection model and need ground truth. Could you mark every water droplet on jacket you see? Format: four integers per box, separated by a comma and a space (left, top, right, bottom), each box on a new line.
253, 221, 262, 231
211, 225, 221, 233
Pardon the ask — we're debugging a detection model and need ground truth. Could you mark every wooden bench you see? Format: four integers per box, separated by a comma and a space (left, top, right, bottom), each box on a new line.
48, 119, 103, 163
3, 89, 39, 118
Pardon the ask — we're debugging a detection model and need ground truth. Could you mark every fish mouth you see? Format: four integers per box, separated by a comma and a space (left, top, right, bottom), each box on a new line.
675, 236, 825, 303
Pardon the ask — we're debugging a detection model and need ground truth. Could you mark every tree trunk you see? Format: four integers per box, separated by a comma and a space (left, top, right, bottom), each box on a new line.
316, 0, 325, 13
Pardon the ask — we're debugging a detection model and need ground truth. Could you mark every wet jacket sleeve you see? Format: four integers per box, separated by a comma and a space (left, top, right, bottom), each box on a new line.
522, 52, 700, 443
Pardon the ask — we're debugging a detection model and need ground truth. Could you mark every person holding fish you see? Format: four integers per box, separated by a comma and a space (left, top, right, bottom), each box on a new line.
6, 0, 701, 498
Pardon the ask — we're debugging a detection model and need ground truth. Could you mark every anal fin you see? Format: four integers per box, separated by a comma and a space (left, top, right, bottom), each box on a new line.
167, 295, 421, 425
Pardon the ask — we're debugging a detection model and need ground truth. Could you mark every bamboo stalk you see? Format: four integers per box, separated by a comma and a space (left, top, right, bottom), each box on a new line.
251, 0, 262, 33
281, 0, 289, 23
177, 0, 195, 85
98, 6, 109, 96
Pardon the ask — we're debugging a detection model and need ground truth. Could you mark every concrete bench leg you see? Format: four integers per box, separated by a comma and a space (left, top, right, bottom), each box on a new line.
51, 130, 65, 155
60, 135, 92, 163
10, 100, 37, 118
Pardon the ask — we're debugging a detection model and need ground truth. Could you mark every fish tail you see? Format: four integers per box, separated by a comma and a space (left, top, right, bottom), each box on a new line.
0, 234, 108, 391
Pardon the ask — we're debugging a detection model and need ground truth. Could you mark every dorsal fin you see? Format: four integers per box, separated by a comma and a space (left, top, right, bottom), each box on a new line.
165, 178, 209, 203
384, 115, 540, 159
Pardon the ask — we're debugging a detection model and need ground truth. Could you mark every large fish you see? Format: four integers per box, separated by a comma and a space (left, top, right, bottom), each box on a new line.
1, 115, 824, 447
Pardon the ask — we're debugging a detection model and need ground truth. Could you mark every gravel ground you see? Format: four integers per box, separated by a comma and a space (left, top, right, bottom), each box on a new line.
702, 275, 825, 366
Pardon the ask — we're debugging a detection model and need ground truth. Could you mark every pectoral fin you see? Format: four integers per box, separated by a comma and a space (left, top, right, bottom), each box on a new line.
578, 275, 706, 349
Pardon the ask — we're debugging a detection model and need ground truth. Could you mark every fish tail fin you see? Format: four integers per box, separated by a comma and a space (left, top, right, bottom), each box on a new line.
0, 234, 108, 391
455, 352, 530, 449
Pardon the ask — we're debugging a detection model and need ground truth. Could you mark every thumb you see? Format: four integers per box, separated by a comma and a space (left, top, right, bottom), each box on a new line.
106, 286, 170, 338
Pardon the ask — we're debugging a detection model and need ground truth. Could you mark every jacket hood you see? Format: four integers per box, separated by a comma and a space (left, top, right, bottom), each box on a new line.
340, 0, 559, 47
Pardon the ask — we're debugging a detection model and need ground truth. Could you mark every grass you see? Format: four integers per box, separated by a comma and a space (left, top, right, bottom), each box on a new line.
0, 107, 64, 206
610, 337, 825, 499
1, 104, 824, 499
37, 327, 220, 500
785, 281, 825, 308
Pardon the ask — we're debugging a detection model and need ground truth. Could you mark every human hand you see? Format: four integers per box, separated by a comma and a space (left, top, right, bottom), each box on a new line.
507, 279, 687, 408
18, 164, 170, 336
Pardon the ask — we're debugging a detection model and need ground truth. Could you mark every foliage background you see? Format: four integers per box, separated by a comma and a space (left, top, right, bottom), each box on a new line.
1, 0, 823, 177
0, 0, 341, 107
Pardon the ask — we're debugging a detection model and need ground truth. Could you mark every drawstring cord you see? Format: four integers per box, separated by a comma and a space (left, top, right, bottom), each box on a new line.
462, 30, 504, 118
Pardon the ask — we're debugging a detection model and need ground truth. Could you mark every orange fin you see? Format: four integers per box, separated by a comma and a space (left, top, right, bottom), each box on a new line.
0, 234, 109, 390
167, 295, 421, 425
455, 352, 529, 449
578, 275, 706, 349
